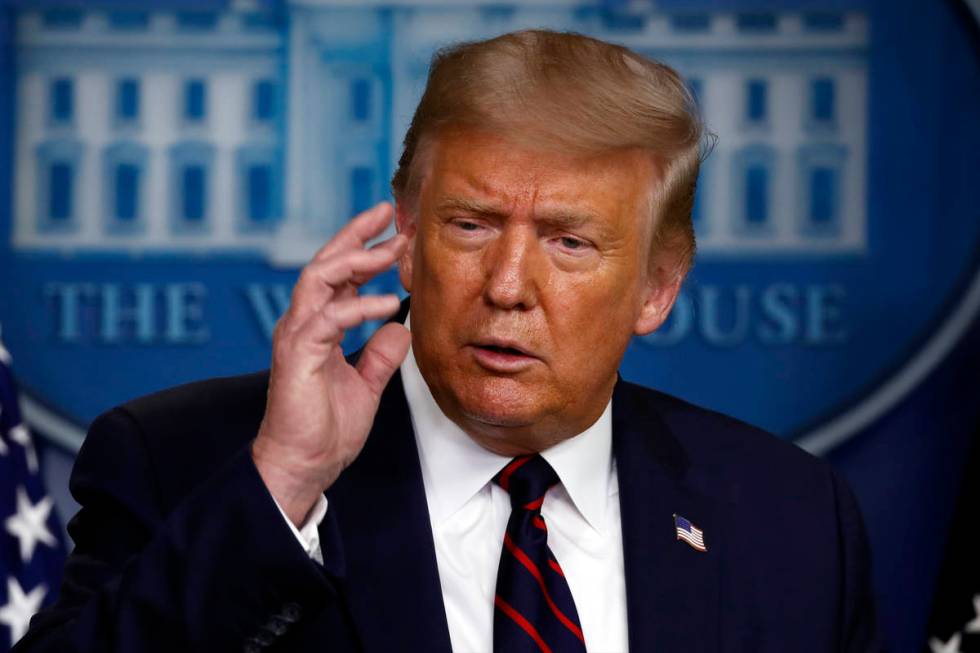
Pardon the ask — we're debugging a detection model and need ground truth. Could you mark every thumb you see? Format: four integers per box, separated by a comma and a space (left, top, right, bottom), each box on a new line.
356, 322, 412, 398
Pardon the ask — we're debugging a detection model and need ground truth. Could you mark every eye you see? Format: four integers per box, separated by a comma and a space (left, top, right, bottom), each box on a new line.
560, 236, 587, 250
552, 233, 595, 255
451, 219, 484, 233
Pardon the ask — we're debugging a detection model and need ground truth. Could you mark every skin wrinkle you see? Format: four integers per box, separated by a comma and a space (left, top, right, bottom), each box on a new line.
397, 129, 681, 456
414, 129, 659, 267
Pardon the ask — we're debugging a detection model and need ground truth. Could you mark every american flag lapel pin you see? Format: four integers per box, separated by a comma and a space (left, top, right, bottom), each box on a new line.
673, 514, 708, 552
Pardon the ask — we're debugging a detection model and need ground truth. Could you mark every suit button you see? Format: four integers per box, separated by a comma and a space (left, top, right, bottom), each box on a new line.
253, 630, 276, 647
266, 616, 289, 636
280, 602, 302, 622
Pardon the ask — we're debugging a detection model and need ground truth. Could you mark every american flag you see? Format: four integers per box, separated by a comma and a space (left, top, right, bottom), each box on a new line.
674, 514, 707, 552
0, 332, 65, 651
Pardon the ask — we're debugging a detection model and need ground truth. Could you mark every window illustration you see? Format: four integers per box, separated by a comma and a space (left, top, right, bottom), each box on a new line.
797, 144, 847, 236
50, 78, 73, 125
103, 142, 148, 232
670, 14, 711, 32
350, 166, 374, 216
810, 77, 836, 125
237, 145, 282, 229
184, 79, 207, 122
36, 140, 83, 232
253, 80, 276, 122
176, 11, 217, 31
746, 79, 767, 124
350, 78, 371, 123
169, 142, 214, 231
107, 11, 149, 30
733, 145, 776, 233
42, 9, 83, 29
736, 12, 777, 32
116, 79, 140, 123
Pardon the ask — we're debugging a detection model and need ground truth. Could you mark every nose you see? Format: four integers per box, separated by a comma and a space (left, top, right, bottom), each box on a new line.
483, 225, 541, 311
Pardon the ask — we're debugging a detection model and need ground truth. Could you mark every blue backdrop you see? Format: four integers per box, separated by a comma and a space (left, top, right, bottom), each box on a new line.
0, 1, 978, 651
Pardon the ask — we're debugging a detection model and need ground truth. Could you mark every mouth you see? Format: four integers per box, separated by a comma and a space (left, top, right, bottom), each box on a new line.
476, 343, 531, 357
471, 338, 537, 357
468, 339, 540, 372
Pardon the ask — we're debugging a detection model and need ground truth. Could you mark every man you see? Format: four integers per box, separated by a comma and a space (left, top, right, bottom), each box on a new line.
16, 31, 881, 652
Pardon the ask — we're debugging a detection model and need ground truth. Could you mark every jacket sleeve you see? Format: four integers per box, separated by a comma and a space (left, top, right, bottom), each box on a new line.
832, 469, 885, 653
13, 407, 337, 653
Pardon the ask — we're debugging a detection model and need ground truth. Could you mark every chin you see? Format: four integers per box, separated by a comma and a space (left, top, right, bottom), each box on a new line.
455, 377, 544, 428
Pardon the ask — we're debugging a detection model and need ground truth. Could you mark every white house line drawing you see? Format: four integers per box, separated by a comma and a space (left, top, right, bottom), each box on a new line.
10, 1, 868, 265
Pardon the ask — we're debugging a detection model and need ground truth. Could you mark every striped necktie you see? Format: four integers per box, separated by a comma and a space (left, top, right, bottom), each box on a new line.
493, 455, 587, 653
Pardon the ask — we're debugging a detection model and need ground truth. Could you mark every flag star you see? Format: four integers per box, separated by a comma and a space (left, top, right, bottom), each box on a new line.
966, 594, 980, 633
0, 577, 46, 646
8, 424, 37, 473
929, 633, 962, 653
4, 487, 56, 563
0, 405, 8, 456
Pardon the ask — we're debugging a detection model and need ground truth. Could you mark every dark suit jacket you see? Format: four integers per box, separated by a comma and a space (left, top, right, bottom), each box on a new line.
15, 370, 883, 653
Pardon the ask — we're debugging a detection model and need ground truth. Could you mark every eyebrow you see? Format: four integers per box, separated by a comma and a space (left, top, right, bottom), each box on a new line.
435, 196, 506, 216
435, 196, 603, 231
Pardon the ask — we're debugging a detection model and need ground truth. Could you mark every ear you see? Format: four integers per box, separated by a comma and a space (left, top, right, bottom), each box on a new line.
395, 200, 418, 293
633, 263, 684, 336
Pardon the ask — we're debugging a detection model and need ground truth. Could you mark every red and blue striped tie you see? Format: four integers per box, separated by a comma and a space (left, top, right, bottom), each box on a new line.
493, 455, 587, 653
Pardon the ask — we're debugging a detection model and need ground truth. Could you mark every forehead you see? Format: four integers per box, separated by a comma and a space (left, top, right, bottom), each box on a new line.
420, 129, 658, 222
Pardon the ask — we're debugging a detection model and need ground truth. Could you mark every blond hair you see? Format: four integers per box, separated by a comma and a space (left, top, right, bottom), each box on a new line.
391, 29, 709, 274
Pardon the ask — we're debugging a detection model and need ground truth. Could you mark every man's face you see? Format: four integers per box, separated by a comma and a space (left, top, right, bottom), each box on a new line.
397, 129, 680, 454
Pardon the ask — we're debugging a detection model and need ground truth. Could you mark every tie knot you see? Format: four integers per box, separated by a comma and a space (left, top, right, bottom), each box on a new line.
493, 455, 559, 512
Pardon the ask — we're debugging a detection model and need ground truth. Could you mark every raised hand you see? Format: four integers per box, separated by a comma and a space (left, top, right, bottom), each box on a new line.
251, 202, 412, 526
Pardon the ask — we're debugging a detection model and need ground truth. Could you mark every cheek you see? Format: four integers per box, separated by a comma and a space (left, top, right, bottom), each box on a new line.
556, 265, 642, 320
413, 239, 483, 341
420, 235, 487, 294
547, 274, 641, 359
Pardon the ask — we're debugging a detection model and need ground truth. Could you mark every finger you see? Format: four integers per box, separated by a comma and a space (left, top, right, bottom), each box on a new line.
331, 283, 358, 306
289, 235, 408, 324
316, 233, 408, 287
326, 293, 402, 332
356, 322, 411, 398
295, 293, 402, 350
352, 233, 410, 285
312, 202, 394, 262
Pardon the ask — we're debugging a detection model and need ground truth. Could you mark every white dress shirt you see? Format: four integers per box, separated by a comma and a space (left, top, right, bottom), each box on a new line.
277, 321, 629, 652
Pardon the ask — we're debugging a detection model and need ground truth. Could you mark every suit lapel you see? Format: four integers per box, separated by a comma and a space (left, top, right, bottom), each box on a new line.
613, 381, 723, 653
324, 371, 454, 653
314, 342, 723, 653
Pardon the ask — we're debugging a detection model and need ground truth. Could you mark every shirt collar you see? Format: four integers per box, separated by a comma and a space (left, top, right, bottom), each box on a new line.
400, 313, 613, 533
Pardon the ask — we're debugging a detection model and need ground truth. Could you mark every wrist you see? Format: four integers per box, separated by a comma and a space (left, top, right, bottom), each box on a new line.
251, 437, 339, 526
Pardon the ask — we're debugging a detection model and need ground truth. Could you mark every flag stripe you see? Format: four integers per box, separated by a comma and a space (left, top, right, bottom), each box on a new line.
677, 529, 704, 542
676, 531, 707, 551
676, 530, 705, 544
